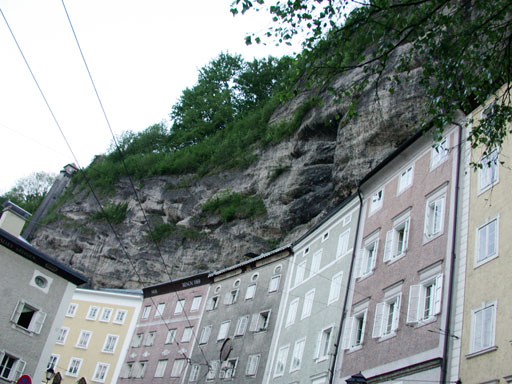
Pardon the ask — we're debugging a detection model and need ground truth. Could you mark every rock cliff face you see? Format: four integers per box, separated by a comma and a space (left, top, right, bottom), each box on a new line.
30, 44, 427, 289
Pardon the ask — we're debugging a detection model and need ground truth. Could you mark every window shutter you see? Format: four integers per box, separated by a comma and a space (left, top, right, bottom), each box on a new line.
403, 219, 410, 251
488, 220, 497, 256
223, 293, 231, 305
11, 300, 24, 323
314, 331, 322, 359
371, 240, 379, 270
372, 302, 385, 338
392, 295, 401, 331
383, 230, 393, 262
337, 232, 349, 258
206, 298, 213, 310
425, 202, 432, 236
341, 317, 354, 350
473, 308, 484, 351
14, 360, 26, 381
249, 314, 259, 332
434, 199, 444, 234
353, 249, 363, 278
31, 311, 47, 334
434, 275, 443, 315
407, 285, 421, 323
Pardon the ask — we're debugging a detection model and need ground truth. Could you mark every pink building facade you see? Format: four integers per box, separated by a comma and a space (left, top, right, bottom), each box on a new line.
117, 272, 211, 384
335, 126, 462, 383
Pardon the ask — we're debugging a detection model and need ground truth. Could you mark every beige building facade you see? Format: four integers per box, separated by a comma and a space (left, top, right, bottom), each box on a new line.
49, 288, 142, 384
452, 94, 512, 383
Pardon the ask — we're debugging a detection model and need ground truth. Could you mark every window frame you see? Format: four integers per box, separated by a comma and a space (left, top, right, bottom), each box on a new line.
170, 359, 186, 378
268, 275, 281, 293
397, 165, 414, 194
369, 188, 384, 215
66, 303, 78, 318
372, 289, 402, 340
143, 331, 156, 347
190, 296, 202, 312
131, 333, 143, 348
100, 308, 113, 323
206, 361, 219, 381
342, 306, 368, 351
206, 295, 219, 311
199, 325, 212, 344
310, 249, 323, 276
220, 358, 238, 380
245, 284, 257, 300
224, 289, 239, 305
290, 337, 306, 372
0, 353, 26, 382
102, 334, 119, 354
217, 321, 230, 341
285, 298, 299, 327
154, 360, 168, 378
155, 303, 165, 318
181, 327, 194, 343
430, 136, 449, 170
294, 261, 306, 287
301, 289, 315, 320
86, 306, 100, 321
315, 325, 334, 362
384, 213, 410, 263
336, 229, 351, 258
189, 364, 200, 382
475, 217, 499, 267
66, 357, 83, 377
273, 345, 289, 378
92, 362, 110, 383
407, 270, 443, 325
355, 234, 379, 279
165, 328, 177, 344
234, 315, 249, 337
245, 354, 260, 377
113, 309, 128, 325
56, 327, 70, 345
469, 300, 497, 355
10, 300, 46, 334
174, 299, 186, 314
141, 305, 151, 320
75, 330, 93, 349
328, 272, 343, 305
478, 149, 499, 194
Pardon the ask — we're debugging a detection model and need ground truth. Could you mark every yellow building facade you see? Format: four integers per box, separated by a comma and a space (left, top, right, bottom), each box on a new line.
457, 94, 512, 383
49, 288, 142, 384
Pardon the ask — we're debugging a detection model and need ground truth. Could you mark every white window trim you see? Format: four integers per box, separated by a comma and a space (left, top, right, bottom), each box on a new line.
369, 188, 384, 215
321, 231, 329, 242
301, 289, 315, 320
430, 136, 449, 170
224, 289, 239, 305
199, 325, 212, 344
268, 275, 281, 293
407, 270, 443, 326
336, 229, 351, 258
66, 357, 83, 377
290, 337, 306, 372
315, 324, 335, 362
86, 306, 100, 321
273, 345, 289, 378
56, 327, 70, 345
354, 233, 379, 280
468, 300, 497, 356
47, 354, 60, 370
66, 303, 78, 318
92, 362, 110, 383
113, 309, 128, 325
245, 354, 260, 376
141, 305, 151, 319
478, 149, 500, 195
189, 364, 200, 382
310, 249, 323, 277
206, 360, 219, 381
245, 284, 257, 300
10, 300, 46, 334
328, 272, 344, 305
475, 216, 499, 268
190, 296, 202, 312
154, 360, 168, 378
0, 352, 26, 382
397, 164, 414, 194
220, 358, 238, 380
342, 305, 368, 351
372, 291, 402, 340
170, 359, 186, 378
217, 321, 230, 341
75, 330, 93, 349
234, 316, 249, 337
102, 334, 119, 354
286, 298, 299, 327
423, 195, 446, 243
384, 212, 410, 264
100, 308, 113, 322
294, 261, 307, 287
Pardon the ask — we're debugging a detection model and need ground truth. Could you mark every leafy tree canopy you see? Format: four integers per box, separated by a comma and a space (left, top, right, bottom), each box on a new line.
0, 171, 56, 214
231, 0, 512, 158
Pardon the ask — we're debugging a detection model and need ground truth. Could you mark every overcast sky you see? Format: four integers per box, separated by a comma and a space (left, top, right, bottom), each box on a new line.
0, 0, 296, 194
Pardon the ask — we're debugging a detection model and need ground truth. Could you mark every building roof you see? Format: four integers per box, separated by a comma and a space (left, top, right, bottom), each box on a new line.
209, 244, 293, 277
3, 201, 31, 219
0, 227, 88, 286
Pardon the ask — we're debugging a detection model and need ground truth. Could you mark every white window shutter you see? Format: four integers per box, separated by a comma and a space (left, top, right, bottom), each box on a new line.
353, 249, 363, 278
14, 360, 26, 381
383, 230, 393, 262
341, 317, 354, 350
249, 314, 259, 332
488, 220, 497, 256
392, 295, 401, 331
223, 293, 231, 305
31, 311, 47, 334
435, 199, 444, 233
371, 240, 379, 270
407, 285, 421, 323
372, 302, 385, 338
11, 301, 24, 323
434, 275, 443, 315
473, 308, 484, 351
314, 332, 322, 358
206, 298, 213, 310
403, 219, 410, 251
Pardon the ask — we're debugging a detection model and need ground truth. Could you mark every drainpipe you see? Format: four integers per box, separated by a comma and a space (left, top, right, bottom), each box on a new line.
329, 188, 364, 384
440, 123, 463, 384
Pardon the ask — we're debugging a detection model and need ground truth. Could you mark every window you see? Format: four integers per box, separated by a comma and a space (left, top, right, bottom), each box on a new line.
100, 308, 113, 322
220, 358, 237, 380
274, 345, 289, 377
355, 237, 378, 278
141, 305, 151, 319
476, 218, 498, 266
397, 165, 414, 193
303, 247, 310, 256
113, 309, 127, 324
155, 303, 165, 317
246, 354, 260, 376
373, 293, 401, 339
134, 362, 147, 379
206, 361, 219, 381
342, 308, 367, 350
479, 150, 499, 192
10, 301, 46, 334
233, 279, 241, 288
301, 289, 315, 319
174, 299, 185, 314
315, 327, 333, 360
369, 189, 384, 214
56, 327, 69, 345
66, 358, 83, 377
310, 250, 322, 276
235, 316, 249, 336
190, 296, 202, 312
171, 359, 186, 377
217, 321, 230, 341
328, 272, 343, 304
66, 303, 78, 317
121, 363, 133, 379
251, 273, 259, 282
224, 290, 239, 305
189, 364, 200, 382
322, 231, 329, 241
245, 284, 257, 300
384, 216, 410, 262
144, 331, 156, 347
76, 330, 92, 349
47, 355, 59, 370
290, 338, 306, 372
92, 363, 109, 383
181, 327, 193, 343
86, 306, 100, 320
343, 213, 352, 225
102, 334, 119, 353
470, 301, 496, 354
424, 196, 445, 240
295, 261, 306, 286
431, 136, 449, 169
337, 230, 350, 258
0, 354, 25, 382
154, 360, 167, 378
268, 276, 281, 293
407, 274, 443, 324
165, 329, 177, 344
199, 325, 212, 344
131, 333, 143, 347
286, 298, 299, 327
250, 310, 271, 332
274, 265, 282, 274
206, 296, 219, 311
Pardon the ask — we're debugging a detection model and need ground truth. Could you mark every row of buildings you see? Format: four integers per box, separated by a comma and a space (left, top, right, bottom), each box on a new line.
1, 94, 511, 384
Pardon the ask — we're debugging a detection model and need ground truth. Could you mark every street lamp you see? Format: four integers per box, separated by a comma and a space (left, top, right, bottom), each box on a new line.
45, 368, 55, 384
346, 372, 367, 384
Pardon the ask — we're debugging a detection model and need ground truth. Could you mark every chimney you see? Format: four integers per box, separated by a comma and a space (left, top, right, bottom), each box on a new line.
0, 201, 31, 237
